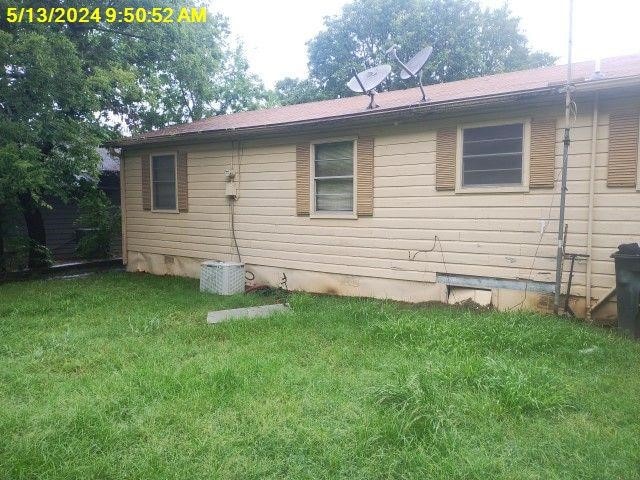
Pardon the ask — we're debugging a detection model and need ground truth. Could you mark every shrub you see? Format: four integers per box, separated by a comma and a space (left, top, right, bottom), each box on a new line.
75, 189, 120, 259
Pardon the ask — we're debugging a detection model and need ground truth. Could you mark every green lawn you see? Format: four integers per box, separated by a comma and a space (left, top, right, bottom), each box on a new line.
1, 272, 639, 479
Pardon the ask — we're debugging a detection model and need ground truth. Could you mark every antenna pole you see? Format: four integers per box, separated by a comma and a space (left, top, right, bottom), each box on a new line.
553, 0, 574, 314
352, 68, 367, 94
391, 47, 427, 102
392, 49, 413, 78
417, 71, 426, 102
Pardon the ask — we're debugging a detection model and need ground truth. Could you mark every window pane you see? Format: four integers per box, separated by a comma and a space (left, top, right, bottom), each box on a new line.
152, 155, 176, 182
316, 194, 353, 211
314, 141, 354, 212
152, 154, 176, 210
462, 123, 523, 187
464, 168, 522, 186
315, 157, 352, 177
463, 137, 523, 156
315, 141, 353, 161
153, 182, 176, 210
316, 178, 353, 195
463, 123, 522, 142
464, 154, 523, 172
316, 178, 353, 211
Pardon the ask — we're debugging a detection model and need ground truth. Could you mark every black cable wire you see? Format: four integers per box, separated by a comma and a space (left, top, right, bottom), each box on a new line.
230, 199, 241, 263
408, 236, 438, 260
509, 158, 564, 311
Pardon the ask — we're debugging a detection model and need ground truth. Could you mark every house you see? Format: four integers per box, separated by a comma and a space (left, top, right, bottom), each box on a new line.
110, 55, 640, 321
3, 148, 121, 267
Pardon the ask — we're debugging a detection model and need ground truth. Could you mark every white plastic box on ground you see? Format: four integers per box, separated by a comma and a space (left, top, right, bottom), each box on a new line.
200, 261, 245, 295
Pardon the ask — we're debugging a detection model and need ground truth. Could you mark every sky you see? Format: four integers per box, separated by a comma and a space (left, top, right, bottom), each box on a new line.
212, 0, 640, 88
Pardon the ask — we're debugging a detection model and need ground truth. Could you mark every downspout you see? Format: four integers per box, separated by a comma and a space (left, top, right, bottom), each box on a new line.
119, 151, 128, 265
585, 93, 599, 320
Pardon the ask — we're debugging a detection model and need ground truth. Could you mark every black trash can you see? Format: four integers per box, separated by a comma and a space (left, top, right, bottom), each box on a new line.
611, 244, 640, 339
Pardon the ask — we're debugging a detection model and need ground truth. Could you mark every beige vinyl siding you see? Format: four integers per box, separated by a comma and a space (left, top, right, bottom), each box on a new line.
122, 95, 640, 309
123, 147, 233, 263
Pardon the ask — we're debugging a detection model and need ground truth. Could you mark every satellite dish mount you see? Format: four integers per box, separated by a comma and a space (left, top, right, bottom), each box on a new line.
346, 64, 392, 110
353, 68, 378, 109
387, 45, 433, 102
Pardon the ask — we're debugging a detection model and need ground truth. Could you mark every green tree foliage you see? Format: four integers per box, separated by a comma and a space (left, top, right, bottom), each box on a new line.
75, 188, 121, 260
273, 77, 332, 106
0, 0, 268, 267
280, 0, 556, 103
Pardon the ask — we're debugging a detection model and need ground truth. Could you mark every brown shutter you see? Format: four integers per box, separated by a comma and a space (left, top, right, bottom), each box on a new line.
436, 128, 457, 191
529, 118, 557, 188
141, 153, 151, 211
296, 143, 310, 215
607, 109, 639, 188
357, 136, 374, 216
177, 150, 188, 212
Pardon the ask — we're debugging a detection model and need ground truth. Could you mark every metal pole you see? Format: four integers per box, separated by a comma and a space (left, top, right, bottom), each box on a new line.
553, 0, 574, 314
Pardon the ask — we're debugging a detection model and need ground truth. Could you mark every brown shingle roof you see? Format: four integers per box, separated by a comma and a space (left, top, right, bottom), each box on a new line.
121, 55, 640, 146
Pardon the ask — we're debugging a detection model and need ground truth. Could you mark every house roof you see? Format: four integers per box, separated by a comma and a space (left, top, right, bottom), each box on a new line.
113, 55, 640, 147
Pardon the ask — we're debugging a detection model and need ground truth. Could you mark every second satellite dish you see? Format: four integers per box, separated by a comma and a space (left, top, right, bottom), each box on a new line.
347, 64, 392, 110
387, 45, 433, 102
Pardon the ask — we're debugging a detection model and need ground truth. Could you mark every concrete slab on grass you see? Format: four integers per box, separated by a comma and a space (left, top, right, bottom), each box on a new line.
207, 303, 290, 324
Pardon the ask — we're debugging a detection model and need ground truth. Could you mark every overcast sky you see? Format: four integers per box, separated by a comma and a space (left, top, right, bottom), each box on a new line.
212, 0, 640, 88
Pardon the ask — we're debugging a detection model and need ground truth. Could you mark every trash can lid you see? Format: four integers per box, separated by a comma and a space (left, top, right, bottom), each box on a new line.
611, 242, 640, 258
611, 253, 640, 259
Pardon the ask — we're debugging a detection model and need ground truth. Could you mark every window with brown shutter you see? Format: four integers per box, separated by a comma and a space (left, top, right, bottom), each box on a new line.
529, 118, 556, 188
436, 128, 456, 190
607, 109, 639, 188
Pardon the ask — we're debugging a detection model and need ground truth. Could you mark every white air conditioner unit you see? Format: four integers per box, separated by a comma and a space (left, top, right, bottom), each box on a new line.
200, 261, 245, 295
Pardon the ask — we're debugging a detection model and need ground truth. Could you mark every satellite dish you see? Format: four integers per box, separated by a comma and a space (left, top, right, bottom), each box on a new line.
387, 45, 433, 102
346, 64, 392, 109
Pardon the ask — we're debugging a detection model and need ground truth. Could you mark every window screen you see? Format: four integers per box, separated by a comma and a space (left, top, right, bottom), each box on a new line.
462, 123, 524, 186
152, 154, 177, 210
314, 141, 354, 212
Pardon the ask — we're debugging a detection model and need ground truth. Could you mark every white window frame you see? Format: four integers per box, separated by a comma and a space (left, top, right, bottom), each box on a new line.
309, 137, 358, 219
150, 151, 179, 213
455, 118, 531, 194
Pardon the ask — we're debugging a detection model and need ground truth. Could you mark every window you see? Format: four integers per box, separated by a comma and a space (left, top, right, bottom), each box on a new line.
313, 141, 354, 212
462, 123, 524, 187
151, 153, 177, 210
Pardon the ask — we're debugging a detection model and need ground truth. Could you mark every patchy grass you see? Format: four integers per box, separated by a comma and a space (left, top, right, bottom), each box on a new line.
1, 272, 639, 479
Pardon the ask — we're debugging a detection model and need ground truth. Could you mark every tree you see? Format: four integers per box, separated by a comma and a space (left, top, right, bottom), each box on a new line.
274, 77, 332, 106
281, 0, 556, 103
118, 9, 270, 132
0, 0, 268, 268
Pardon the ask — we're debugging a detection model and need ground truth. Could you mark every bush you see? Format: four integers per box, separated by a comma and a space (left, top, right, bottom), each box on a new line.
75, 189, 120, 259
1, 235, 53, 271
